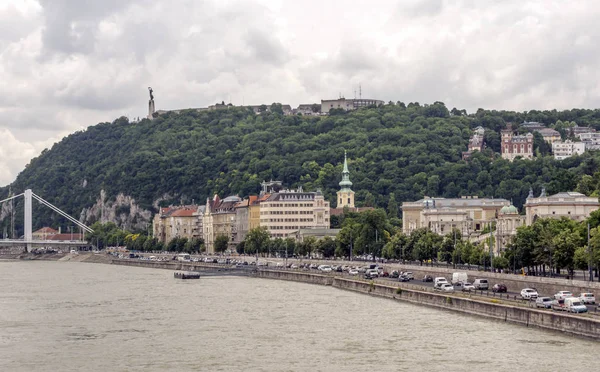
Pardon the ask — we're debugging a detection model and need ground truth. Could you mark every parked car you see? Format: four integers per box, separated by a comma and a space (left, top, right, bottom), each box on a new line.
521, 288, 539, 300
366, 269, 379, 278
535, 297, 553, 309
552, 299, 566, 311
399, 274, 410, 282
554, 291, 573, 300
348, 269, 359, 276
461, 282, 475, 292
404, 272, 414, 281
579, 293, 595, 304
434, 277, 448, 287
422, 275, 433, 282
492, 283, 507, 293
390, 270, 400, 279
565, 297, 588, 313
473, 279, 489, 290
438, 283, 454, 292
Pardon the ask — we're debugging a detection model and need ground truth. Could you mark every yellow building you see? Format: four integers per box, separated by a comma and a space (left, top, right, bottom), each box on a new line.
203, 195, 240, 253
401, 196, 510, 237
153, 205, 198, 245
524, 189, 600, 225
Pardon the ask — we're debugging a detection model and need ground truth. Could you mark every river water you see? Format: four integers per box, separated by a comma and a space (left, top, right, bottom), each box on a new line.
0, 261, 597, 371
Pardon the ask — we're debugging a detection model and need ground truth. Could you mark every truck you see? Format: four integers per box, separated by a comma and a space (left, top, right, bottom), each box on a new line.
452, 272, 468, 285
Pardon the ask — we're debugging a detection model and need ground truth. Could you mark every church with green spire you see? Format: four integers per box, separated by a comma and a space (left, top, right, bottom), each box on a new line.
337, 151, 355, 208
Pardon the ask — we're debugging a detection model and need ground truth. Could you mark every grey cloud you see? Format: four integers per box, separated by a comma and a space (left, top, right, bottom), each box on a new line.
244, 28, 289, 65
39, 0, 142, 55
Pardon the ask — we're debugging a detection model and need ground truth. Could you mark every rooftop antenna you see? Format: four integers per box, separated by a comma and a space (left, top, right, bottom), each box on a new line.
359, 83, 362, 99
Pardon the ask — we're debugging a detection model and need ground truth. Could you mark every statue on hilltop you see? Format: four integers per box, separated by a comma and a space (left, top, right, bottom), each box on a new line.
147, 87, 155, 119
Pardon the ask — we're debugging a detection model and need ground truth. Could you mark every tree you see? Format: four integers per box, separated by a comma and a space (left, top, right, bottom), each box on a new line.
387, 192, 398, 218
236, 241, 245, 255
316, 237, 336, 258
244, 227, 270, 255
214, 235, 229, 253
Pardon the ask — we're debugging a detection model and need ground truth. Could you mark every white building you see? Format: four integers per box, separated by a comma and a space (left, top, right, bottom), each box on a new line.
578, 132, 600, 150
524, 189, 600, 225
260, 188, 330, 238
552, 140, 586, 160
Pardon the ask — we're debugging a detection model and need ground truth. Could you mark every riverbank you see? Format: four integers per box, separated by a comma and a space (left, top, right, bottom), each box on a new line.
105, 258, 600, 341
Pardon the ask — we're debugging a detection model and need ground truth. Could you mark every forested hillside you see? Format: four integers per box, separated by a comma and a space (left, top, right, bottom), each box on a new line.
3, 102, 600, 233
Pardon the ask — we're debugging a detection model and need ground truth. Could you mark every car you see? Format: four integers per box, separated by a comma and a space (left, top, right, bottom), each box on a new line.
348, 269, 359, 276
434, 277, 448, 286
535, 297, 553, 309
521, 288, 538, 300
422, 275, 433, 282
473, 279, 489, 290
492, 283, 507, 293
366, 269, 379, 278
290, 263, 298, 269
399, 274, 410, 282
552, 299, 566, 311
404, 272, 414, 281
461, 282, 475, 292
390, 270, 400, 279
438, 283, 454, 292
579, 293, 595, 304
554, 291, 573, 300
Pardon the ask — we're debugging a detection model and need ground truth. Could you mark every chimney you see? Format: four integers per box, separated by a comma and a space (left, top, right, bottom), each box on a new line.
58, 226, 61, 234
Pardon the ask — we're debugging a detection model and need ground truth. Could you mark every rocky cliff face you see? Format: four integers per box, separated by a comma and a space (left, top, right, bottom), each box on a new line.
80, 190, 154, 231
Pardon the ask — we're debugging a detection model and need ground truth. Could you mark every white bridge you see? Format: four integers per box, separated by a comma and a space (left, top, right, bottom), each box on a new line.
0, 189, 93, 252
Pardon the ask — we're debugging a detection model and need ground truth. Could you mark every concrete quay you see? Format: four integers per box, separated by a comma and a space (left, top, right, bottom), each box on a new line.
255, 269, 600, 341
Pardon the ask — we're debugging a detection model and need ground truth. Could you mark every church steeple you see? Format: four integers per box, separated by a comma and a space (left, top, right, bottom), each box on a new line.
339, 150, 353, 191
337, 151, 355, 208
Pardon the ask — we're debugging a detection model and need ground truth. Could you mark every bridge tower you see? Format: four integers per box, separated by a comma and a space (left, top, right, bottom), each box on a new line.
24, 189, 32, 252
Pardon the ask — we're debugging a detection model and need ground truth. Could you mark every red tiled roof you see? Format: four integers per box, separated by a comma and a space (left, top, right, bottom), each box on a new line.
34, 227, 58, 234
47, 233, 85, 241
170, 209, 196, 217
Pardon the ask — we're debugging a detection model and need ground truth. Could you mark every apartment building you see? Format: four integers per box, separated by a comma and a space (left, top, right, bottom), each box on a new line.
552, 140, 586, 160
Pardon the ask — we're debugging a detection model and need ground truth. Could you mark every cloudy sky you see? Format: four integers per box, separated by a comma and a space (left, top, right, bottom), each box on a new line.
0, 0, 599, 186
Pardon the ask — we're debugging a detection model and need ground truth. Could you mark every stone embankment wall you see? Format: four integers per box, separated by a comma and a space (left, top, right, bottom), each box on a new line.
382, 263, 600, 295
256, 269, 600, 341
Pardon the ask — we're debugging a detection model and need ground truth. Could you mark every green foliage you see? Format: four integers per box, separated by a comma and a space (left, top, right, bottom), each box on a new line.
244, 227, 270, 255
214, 235, 229, 253
4, 104, 600, 237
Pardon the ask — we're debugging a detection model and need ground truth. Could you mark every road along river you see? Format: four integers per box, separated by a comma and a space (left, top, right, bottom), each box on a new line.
0, 260, 597, 371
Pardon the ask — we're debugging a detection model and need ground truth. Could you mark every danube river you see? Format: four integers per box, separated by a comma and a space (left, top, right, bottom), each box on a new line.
0, 261, 597, 371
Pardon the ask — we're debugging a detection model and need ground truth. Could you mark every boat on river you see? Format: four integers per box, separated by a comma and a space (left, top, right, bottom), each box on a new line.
174, 271, 200, 279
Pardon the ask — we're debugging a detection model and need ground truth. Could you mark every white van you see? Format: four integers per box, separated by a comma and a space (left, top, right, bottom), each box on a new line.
473, 278, 489, 290
452, 272, 468, 285
564, 297, 588, 313
177, 253, 191, 262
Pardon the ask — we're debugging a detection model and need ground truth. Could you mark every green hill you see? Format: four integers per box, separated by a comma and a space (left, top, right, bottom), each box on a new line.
2, 102, 600, 234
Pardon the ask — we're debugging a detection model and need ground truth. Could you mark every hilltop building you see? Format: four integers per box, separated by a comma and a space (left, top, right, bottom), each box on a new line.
462, 126, 485, 160
320, 98, 384, 114
570, 125, 596, 136
401, 196, 510, 238
501, 125, 534, 161
578, 132, 600, 150
524, 189, 600, 225
519, 121, 545, 132
552, 140, 586, 160
537, 128, 561, 143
